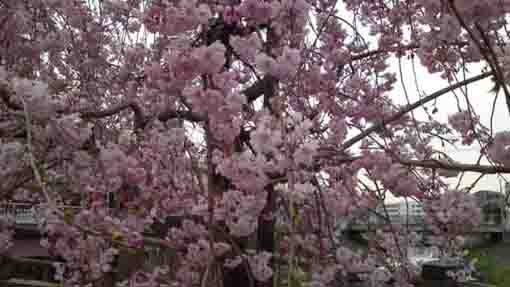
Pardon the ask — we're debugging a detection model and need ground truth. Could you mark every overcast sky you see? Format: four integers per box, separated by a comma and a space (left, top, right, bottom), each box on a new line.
323, 3, 506, 201
389, 59, 510, 196
329, 2, 510, 199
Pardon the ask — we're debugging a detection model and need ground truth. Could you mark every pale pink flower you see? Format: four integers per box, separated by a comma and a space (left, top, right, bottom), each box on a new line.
0, 217, 13, 254
294, 140, 319, 167
230, 33, 262, 62
192, 41, 226, 74
255, 53, 278, 75
47, 115, 92, 149
195, 4, 212, 24
488, 131, 510, 166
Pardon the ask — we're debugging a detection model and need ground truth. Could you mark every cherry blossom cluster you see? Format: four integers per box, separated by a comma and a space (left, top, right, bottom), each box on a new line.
256, 47, 302, 79
354, 152, 422, 198
143, 0, 211, 35
1, 0, 508, 286
0, 215, 14, 255
219, 189, 267, 237
448, 110, 483, 145
423, 190, 482, 258
424, 190, 481, 234
488, 131, 510, 166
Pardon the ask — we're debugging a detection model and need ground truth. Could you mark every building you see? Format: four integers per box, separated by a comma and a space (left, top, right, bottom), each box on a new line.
376, 201, 425, 224
474, 190, 506, 225
404, 201, 425, 218
384, 202, 401, 219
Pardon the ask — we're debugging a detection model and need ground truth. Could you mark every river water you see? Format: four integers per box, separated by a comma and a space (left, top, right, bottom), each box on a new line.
407, 246, 440, 266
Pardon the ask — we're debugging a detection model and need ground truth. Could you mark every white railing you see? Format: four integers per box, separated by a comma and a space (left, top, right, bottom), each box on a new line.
0, 203, 37, 224
0, 203, 82, 225
350, 214, 508, 231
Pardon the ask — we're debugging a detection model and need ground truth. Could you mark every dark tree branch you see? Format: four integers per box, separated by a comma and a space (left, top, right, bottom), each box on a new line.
157, 108, 204, 124
447, 0, 510, 118
80, 101, 145, 128
80, 102, 142, 120
340, 72, 493, 150
3, 256, 56, 266
1, 83, 204, 130
348, 41, 468, 62
317, 153, 510, 174
399, 158, 510, 174
242, 75, 278, 103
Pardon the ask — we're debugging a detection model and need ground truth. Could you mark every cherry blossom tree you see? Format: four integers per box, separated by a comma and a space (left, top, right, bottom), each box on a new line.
1, 0, 510, 286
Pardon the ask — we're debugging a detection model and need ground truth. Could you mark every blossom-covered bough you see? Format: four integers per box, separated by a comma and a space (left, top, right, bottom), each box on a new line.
1, 0, 510, 286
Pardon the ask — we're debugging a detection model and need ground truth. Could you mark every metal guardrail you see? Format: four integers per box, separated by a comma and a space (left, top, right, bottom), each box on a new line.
348, 218, 508, 233
1, 279, 59, 287
350, 213, 509, 229
0, 203, 81, 225
3, 203, 507, 234
0, 203, 37, 225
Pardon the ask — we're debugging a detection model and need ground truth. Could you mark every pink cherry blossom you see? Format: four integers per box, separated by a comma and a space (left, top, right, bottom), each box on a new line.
0, 0, 505, 286
192, 42, 227, 75
488, 131, 510, 166
448, 110, 480, 145
0, 216, 14, 254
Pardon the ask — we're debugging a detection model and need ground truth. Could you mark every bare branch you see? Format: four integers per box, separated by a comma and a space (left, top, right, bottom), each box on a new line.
1, 83, 203, 130
447, 0, 510, 118
80, 101, 204, 129
398, 158, 510, 174
157, 108, 204, 123
80, 101, 143, 122
349, 41, 468, 62
242, 75, 278, 103
340, 72, 493, 150
318, 153, 510, 174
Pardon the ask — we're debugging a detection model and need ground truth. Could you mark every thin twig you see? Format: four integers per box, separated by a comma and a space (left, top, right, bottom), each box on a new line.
21, 98, 54, 207
341, 72, 492, 150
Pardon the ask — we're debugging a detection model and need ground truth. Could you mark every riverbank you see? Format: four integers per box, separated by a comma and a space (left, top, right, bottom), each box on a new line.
467, 242, 510, 287
470, 242, 510, 264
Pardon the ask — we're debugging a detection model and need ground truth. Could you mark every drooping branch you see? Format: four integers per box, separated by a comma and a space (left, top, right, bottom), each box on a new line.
0, 75, 271, 128
447, 0, 510, 118
348, 41, 469, 62
318, 153, 510, 174
68, 73, 277, 126
340, 72, 493, 150
398, 158, 510, 174
80, 101, 144, 123
80, 101, 204, 129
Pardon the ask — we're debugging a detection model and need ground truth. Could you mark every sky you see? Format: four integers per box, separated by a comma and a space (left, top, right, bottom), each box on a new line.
388, 58, 510, 196
329, 2, 510, 197
185, 3, 510, 201
259, 3, 510, 199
